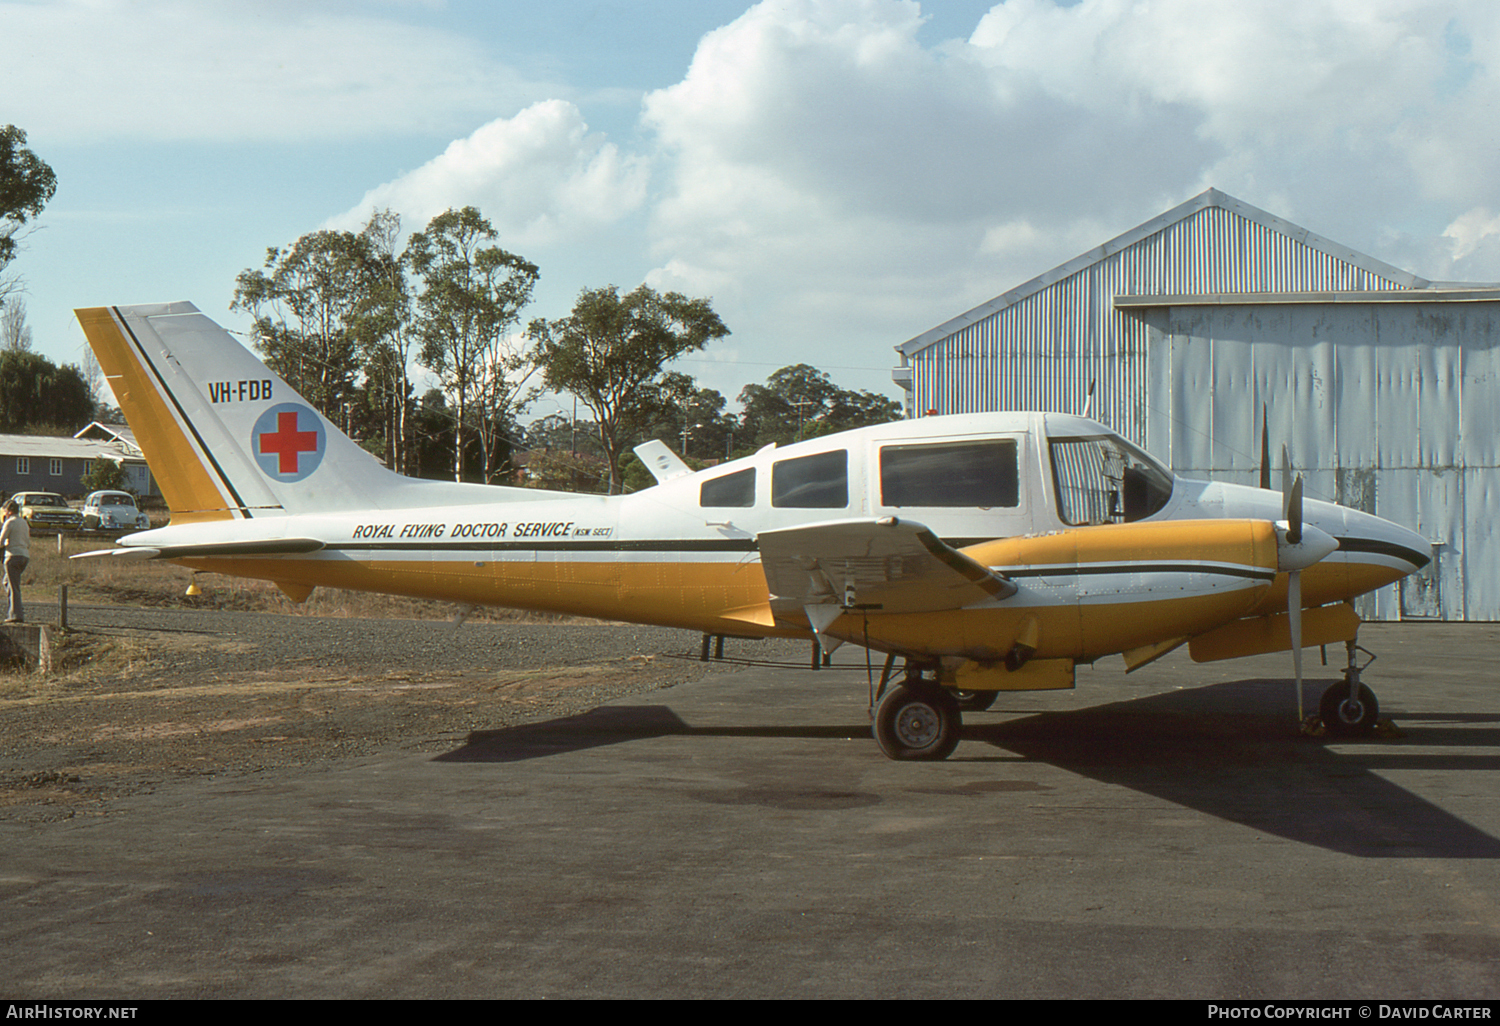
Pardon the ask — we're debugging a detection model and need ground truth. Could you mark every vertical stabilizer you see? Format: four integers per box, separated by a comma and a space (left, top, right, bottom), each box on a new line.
76, 303, 405, 520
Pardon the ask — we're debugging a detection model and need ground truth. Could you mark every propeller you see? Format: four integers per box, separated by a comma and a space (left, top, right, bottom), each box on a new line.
1275, 446, 1338, 723
1260, 403, 1272, 490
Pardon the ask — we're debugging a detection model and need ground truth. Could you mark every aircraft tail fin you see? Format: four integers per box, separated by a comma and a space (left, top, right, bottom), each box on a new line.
76, 302, 409, 522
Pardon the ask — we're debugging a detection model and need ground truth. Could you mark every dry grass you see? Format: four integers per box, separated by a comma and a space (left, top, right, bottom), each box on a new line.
19, 532, 579, 624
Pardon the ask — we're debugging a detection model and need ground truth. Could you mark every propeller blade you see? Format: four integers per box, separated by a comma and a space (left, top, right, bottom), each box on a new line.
1289, 568, 1304, 722
1286, 476, 1303, 545
1280, 444, 1303, 545
1259, 403, 1271, 490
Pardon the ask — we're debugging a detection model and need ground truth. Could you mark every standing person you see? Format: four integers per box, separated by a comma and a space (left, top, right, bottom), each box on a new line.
1, 500, 29, 624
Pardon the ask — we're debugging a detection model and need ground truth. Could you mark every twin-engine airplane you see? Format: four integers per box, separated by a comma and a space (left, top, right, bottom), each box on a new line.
75, 302, 1432, 760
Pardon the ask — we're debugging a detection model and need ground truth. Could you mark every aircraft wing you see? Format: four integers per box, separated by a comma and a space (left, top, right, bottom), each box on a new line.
757, 517, 1017, 621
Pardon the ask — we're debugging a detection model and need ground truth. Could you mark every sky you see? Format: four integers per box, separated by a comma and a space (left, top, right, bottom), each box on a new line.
6, 0, 1500, 417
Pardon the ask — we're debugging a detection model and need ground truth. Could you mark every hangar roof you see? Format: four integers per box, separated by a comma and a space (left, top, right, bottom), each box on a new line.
1113, 287, 1500, 308
897, 188, 1435, 357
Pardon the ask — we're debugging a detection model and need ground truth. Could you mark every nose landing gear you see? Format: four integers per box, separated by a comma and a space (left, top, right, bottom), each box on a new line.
1310, 641, 1382, 738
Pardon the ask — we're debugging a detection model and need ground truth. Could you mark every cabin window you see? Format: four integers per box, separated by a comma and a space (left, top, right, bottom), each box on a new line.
772, 450, 848, 508
1050, 435, 1173, 526
49, 458, 63, 476
15, 458, 28, 476
880, 440, 1018, 508
700, 467, 755, 508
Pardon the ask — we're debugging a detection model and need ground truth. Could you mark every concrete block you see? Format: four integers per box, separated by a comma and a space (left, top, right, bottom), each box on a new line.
0, 623, 52, 673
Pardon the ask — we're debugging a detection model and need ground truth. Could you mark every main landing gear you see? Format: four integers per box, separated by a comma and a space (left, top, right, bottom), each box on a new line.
1313, 640, 1381, 738
870, 662, 963, 761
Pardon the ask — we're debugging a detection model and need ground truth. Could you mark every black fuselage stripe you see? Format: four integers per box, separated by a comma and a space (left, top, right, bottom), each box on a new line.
1333, 536, 1431, 569
113, 307, 253, 518
1002, 563, 1276, 582
328, 539, 759, 554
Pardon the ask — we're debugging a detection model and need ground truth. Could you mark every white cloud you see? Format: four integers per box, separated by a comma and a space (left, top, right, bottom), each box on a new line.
4, 0, 550, 142
637, 0, 1212, 357
631, 0, 1500, 371
964, 0, 1500, 269
1436, 208, 1500, 281
329, 100, 650, 248
1444, 208, 1500, 262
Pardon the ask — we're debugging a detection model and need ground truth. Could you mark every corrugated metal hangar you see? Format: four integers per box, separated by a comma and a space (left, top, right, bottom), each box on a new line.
894, 188, 1500, 622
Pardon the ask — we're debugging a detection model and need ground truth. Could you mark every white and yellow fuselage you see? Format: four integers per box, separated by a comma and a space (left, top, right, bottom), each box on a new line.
76, 303, 1430, 688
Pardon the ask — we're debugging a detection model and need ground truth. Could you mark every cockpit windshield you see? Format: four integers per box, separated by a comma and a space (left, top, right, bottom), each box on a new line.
1048, 434, 1174, 525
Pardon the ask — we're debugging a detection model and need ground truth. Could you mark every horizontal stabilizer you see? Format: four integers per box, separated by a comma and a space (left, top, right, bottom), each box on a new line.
757, 517, 1016, 622
633, 440, 693, 483
72, 538, 325, 561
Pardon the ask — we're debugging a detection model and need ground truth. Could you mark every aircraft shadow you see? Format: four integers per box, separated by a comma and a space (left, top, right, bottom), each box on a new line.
968, 677, 1500, 859
435, 676, 1500, 859
435, 705, 869, 765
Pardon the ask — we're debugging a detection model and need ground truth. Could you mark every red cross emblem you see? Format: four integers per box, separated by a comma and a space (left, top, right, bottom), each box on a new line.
258, 411, 319, 474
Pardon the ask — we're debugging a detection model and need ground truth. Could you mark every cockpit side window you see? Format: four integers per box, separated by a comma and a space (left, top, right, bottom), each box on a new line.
1049, 435, 1173, 525
879, 440, 1018, 508
700, 467, 755, 508
772, 450, 848, 508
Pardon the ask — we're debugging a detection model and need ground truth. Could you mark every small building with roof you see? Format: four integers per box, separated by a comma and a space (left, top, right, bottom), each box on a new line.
0, 423, 158, 501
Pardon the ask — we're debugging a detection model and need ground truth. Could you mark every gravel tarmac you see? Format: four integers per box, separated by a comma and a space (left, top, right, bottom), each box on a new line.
0, 603, 810, 823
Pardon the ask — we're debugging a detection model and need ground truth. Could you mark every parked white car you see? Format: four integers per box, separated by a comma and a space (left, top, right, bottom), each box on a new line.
81, 490, 151, 532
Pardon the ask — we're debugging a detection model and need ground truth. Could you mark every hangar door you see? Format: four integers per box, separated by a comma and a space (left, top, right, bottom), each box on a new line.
1141, 299, 1498, 622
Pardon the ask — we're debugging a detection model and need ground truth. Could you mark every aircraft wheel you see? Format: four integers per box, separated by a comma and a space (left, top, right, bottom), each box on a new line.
951, 689, 998, 712
1320, 681, 1379, 737
874, 684, 961, 761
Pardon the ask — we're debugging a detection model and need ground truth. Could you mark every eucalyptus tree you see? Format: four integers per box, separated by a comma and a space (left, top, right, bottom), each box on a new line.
531, 284, 729, 494
232, 229, 370, 424
407, 207, 539, 483
350, 209, 416, 473
638, 371, 735, 463
1, 297, 32, 352
737, 363, 901, 451
0, 125, 56, 303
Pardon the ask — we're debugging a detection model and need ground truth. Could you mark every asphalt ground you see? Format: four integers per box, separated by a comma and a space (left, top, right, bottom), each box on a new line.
3, 618, 1500, 999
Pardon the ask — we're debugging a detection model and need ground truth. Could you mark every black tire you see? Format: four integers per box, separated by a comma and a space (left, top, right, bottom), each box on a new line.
873, 684, 961, 761
952, 689, 998, 712
1320, 681, 1379, 737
